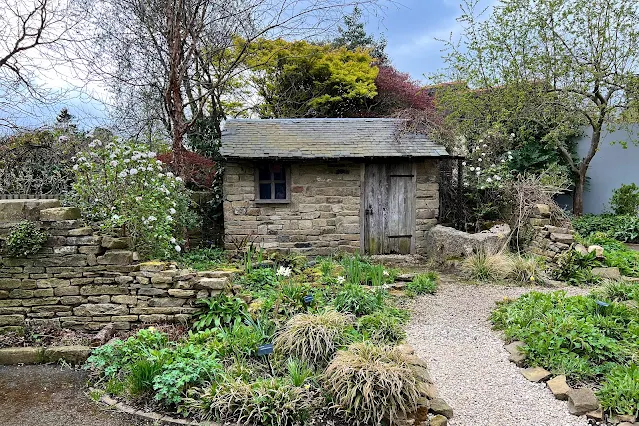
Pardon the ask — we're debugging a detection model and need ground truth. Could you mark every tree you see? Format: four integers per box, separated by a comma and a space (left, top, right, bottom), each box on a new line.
333, 6, 387, 63
441, 0, 639, 215
0, 0, 83, 130
365, 65, 435, 116
87, 0, 382, 171
247, 38, 378, 118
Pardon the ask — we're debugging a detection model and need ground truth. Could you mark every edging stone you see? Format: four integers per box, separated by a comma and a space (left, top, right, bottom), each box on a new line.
97, 391, 219, 425
0, 345, 91, 365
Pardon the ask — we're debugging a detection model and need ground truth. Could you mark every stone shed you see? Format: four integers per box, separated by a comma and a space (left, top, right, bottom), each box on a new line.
220, 118, 450, 256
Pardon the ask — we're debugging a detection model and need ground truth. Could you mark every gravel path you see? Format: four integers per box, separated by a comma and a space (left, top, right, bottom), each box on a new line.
406, 282, 591, 426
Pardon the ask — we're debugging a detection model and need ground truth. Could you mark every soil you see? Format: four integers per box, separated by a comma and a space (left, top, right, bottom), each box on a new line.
0, 364, 152, 426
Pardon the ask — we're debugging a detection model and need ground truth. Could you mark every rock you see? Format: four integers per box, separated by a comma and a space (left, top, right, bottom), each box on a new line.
429, 398, 453, 418
92, 323, 116, 347
67, 227, 94, 236
197, 277, 228, 290
547, 375, 571, 400
567, 388, 600, 416
97, 250, 134, 265
614, 414, 637, 423
39, 207, 81, 221
43, 345, 91, 364
550, 233, 574, 244
617, 422, 635, 426
0, 199, 59, 221
588, 245, 604, 257
430, 415, 448, 426
504, 341, 526, 366
101, 236, 131, 249
521, 367, 551, 382
533, 204, 551, 217
413, 398, 429, 422
396, 273, 415, 282
0, 314, 25, 327
417, 382, 439, 399
0, 347, 43, 364
585, 408, 604, 422
424, 224, 510, 262
574, 244, 589, 256
73, 303, 128, 316
591, 267, 621, 280
397, 344, 415, 355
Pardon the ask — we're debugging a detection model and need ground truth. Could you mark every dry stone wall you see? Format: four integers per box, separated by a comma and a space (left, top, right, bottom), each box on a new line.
527, 204, 575, 265
0, 199, 233, 334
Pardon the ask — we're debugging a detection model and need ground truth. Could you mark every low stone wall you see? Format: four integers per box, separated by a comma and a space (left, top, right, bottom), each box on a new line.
0, 199, 233, 334
527, 204, 575, 265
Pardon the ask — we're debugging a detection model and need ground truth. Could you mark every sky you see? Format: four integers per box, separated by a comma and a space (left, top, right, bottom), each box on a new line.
4, 0, 494, 131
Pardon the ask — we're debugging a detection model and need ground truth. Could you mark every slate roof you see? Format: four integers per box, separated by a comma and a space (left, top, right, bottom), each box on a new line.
220, 118, 449, 159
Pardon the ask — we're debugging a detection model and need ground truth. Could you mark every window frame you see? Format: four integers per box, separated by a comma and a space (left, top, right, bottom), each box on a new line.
254, 162, 291, 204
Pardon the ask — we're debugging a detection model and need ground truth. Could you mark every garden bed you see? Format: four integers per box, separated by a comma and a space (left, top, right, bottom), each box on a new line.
492, 283, 639, 423
85, 253, 450, 426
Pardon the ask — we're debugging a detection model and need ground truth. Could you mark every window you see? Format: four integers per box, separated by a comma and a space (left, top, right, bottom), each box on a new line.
255, 163, 289, 203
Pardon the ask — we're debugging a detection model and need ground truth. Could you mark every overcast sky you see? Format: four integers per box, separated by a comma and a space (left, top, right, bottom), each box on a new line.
12, 0, 495, 130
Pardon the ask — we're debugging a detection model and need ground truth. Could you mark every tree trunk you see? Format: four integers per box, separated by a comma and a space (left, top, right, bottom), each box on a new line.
573, 169, 587, 217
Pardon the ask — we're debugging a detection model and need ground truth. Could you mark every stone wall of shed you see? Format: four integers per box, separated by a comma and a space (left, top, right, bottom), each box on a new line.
223, 159, 440, 256
224, 161, 362, 256
0, 199, 233, 334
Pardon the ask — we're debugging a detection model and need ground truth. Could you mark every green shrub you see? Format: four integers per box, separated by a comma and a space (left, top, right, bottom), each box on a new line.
190, 377, 318, 425
610, 183, 639, 215
598, 364, 639, 417
286, 358, 316, 386
193, 294, 248, 331
581, 233, 639, 278
4, 221, 48, 257
177, 248, 227, 271
274, 310, 354, 366
237, 268, 278, 291
357, 308, 408, 344
332, 283, 386, 316
552, 250, 601, 285
406, 272, 439, 296
573, 214, 639, 243
128, 358, 165, 396
215, 322, 267, 360
461, 251, 513, 281
323, 342, 420, 425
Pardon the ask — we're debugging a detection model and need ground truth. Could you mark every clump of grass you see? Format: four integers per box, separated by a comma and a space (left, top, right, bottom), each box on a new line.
509, 255, 546, 284
274, 310, 354, 366
127, 358, 164, 396
462, 251, 513, 281
286, 358, 316, 386
406, 272, 439, 296
333, 283, 386, 316
598, 364, 639, 417
323, 342, 420, 425
357, 308, 408, 344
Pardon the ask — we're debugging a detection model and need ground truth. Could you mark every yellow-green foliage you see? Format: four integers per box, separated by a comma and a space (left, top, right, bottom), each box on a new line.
323, 343, 420, 425
243, 38, 378, 118
274, 310, 353, 366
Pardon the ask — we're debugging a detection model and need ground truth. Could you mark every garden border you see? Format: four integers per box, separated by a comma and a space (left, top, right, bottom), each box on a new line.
95, 391, 220, 426
0, 345, 91, 365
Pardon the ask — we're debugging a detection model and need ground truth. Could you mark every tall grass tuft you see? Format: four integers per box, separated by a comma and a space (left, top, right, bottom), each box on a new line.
323, 342, 420, 425
461, 251, 513, 281
274, 310, 354, 366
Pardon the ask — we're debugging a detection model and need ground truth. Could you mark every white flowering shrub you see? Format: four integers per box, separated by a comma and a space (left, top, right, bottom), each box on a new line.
462, 131, 514, 190
69, 139, 197, 259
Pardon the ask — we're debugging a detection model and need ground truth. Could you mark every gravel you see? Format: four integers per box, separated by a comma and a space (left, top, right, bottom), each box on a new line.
406, 281, 591, 426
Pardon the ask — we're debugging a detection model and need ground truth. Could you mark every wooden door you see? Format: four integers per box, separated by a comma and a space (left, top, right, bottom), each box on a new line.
362, 162, 415, 254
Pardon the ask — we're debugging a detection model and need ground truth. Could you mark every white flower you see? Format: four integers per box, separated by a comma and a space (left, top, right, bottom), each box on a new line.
175, 177, 183, 182
169, 208, 176, 215
383, 270, 389, 277
479, 139, 484, 143
135, 196, 142, 202
110, 160, 118, 167
495, 175, 502, 181
124, 158, 130, 163
88, 141, 95, 148
147, 152, 156, 158
476, 167, 481, 171
510, 133, 515, 138
508, 155, 513, 160
476, 171, 481, 176
469, 167, 475, 171
112, 214, 120, 220
483, 144, 488, 148
501, 159, 506, 163
166, 215, 173, 222
72, 164, 79, 171
129, 168, 138, 175
166, 171, 174, 177
147, 215, 157, 222
486, 177, 493, 183
156, 160, 162, 165
462, 161, 467, 166
337, 276, 346, 284
481, 152, 486, 156
118, 170, 127, 178
276, 266, 292, 277
174, 245, 182, 252
93, 139, 102, 146
58, 135, 70, 143
170, 237, 176, 244
478, 158, 483, 162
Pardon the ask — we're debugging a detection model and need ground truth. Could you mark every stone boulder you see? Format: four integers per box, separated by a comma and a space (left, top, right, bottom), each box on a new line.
504, 341, 527, 366
521, 367, 551, 382
39, 207, 81, 221
546, 375, 571, 400
424, 224, 511, 262
429, 398, 453, 418
0, 199, 60, 222
588, 245, 605, 258
591, 267, 622, 280
567, 388, 599, 416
